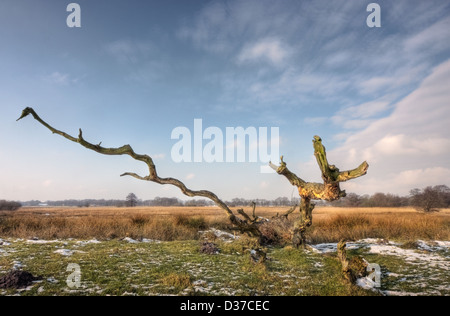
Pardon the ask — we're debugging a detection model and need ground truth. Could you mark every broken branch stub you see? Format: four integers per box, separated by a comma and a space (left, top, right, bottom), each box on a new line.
272, 136, 369, 248
17, 107, 262, 237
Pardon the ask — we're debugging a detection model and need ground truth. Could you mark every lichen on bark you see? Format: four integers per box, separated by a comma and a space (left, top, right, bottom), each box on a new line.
271, 136, 369, 248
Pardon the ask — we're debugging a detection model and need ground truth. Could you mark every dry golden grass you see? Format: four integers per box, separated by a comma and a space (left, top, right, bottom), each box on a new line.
0, 206, 448, 243
308, 207, 450, 243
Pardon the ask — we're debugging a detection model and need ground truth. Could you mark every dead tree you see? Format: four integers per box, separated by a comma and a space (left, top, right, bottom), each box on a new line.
17, 108, 368, 250
270, 136, 369, 248
17, 107, 264, 237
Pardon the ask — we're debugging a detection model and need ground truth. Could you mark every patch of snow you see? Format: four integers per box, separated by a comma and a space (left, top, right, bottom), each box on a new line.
313, 262, 324, 268
47, 277, 59, 284
76, 239, 101, 245
123, 237, 139, 244
382, 290, 430, 296
142, 238, 161, 243
199, 228, 239, 242
17, 284, 36, 292
309, 243, 337, 253
53, 249, 86, 256
386, 272, 402, 278
367, 244, 450, 270
434, 241, 450, 248
416, 240, 450, 252
416, 240, 434, 251
12, 261, 23, 270
26, 239, 60, 244
0, 239, 11, 246
356, 277, 379, 291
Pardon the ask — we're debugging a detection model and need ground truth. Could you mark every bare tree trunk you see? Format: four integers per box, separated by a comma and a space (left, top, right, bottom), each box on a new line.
271, 136, 369, 248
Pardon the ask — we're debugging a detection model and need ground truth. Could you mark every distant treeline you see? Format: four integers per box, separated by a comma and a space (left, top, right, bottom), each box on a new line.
0, 200, 22, 211
20, 196, 298, 208
13, 184, 450, 211
331, 185, 450, 210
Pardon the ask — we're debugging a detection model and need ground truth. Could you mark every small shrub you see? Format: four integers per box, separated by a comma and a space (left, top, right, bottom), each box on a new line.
130, 215, 150, 227
173, 214, 207, 230
0, 200, 22, 211
259, 218, 292, 245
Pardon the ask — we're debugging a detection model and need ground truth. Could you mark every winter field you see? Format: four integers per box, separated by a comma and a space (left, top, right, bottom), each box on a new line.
0, 206, 449, 296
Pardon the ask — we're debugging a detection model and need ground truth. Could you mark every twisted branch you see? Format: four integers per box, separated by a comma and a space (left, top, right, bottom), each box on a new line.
270, 135, 369, 248
17, 107, 261, 236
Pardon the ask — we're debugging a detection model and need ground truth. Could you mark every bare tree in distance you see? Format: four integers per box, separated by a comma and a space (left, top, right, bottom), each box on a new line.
126, 193, 139, 207
410, 185, 450, 213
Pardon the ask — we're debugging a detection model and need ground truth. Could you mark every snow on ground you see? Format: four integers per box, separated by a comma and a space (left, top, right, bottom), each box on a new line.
121, 237, 161, 244
199, 228, 239, 242
76, 239, 101, 246
122, 237, 140, 244
0, 239, 11, 246
311, 239, 450, 296
26, 239, 61, 244
53, 249, 86, 256
367, 242, 450, 270
1, 237, 449, 296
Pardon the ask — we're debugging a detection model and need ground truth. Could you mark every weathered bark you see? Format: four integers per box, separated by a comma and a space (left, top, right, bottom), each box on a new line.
271, 136, 369, 248
337, 239, 369, 284
337, 240, 354, 283
17, 107, 262, 237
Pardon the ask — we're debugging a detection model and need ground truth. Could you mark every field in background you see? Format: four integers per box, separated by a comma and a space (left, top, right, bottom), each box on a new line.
1, 206, 449, 243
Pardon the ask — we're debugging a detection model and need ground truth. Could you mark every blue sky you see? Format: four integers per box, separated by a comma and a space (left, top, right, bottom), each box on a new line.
1, 0, 450, 201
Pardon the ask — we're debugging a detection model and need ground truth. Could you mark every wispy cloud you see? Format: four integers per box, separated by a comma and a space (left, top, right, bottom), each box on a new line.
403, 16, 450, 55
237, 38, 290, 66
329, 59, 450, 195
179, 0, 450, 117
43, 72, 79, 86
104, 39, 153, 64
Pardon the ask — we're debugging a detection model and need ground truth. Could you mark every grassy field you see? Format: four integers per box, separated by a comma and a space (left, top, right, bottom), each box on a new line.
1, 206, 448, 242
0, 206, 449, 296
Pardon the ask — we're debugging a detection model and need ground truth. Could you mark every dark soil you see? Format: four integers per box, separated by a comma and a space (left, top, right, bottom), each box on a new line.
0, 270, 41, 289
200, 242, 219, 254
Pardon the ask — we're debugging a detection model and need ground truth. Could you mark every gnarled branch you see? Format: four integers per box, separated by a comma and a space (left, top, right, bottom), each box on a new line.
271, 135, 369, 248
17, 107, 261, 237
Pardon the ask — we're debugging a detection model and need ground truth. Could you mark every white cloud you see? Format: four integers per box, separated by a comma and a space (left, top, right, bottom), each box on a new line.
341, 167, 450, 196
403, 16, 450, 54
185, 173, 195, 180
328, 59, 450, 195
237, 38, 290, 66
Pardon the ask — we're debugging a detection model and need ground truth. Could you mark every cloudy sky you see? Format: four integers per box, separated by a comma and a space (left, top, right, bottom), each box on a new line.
1, 0, 449, 201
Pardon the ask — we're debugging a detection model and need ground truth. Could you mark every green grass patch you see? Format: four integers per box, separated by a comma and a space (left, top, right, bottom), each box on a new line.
0, 238, 381, 296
